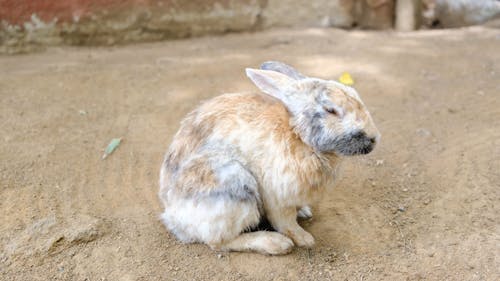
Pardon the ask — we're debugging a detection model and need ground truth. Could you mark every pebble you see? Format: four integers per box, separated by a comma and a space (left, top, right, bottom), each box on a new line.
416, 128, 431, 137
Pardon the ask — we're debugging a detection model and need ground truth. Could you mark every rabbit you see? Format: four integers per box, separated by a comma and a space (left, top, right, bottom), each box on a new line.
159, 61, 380, 255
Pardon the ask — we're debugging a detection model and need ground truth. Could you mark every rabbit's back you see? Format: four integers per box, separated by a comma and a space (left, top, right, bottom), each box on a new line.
158, 92, 301, 243
160, 93, 291, 194
160, 91, 340, 209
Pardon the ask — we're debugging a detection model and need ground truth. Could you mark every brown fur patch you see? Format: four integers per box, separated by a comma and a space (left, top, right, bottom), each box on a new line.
175, 156, 218, 194
163, 92, 342, 201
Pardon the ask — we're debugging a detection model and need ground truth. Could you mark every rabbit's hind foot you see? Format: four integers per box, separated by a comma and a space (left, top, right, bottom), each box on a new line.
212, 231, 294, 255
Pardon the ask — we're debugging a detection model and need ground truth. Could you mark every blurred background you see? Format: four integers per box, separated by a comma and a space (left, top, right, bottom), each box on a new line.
1, 0, 500, 53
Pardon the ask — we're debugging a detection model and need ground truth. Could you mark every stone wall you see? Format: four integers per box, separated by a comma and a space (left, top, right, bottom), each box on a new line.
0, 0, 399, 53
261, 0, 394, 29
0, 0, 260, 53
422, 0, 500, 28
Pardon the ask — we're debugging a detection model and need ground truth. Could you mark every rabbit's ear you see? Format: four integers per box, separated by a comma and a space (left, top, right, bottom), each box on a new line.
245, 68, 296, 102
260, 61, 306, 80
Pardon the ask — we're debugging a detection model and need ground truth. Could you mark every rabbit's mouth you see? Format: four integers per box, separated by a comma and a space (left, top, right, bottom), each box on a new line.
332, 130, 376, 156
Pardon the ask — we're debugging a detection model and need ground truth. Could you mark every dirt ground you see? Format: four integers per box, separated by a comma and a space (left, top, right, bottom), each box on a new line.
1, 26, 499, 281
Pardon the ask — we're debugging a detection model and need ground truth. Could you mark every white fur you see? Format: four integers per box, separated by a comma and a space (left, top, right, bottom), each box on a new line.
161, 192, 261, 244
159, 62, 380, 255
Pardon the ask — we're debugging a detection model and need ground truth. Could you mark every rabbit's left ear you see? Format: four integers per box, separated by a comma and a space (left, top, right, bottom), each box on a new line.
260, 61, 306, 80
245, 68, 296, 102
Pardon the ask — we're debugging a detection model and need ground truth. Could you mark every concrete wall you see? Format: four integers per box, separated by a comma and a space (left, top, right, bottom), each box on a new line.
422, 0, 500, 28
261, 0, 394, 29
0, 0, 262, 53
0, 0, 397, 53
2, 0, 499, 53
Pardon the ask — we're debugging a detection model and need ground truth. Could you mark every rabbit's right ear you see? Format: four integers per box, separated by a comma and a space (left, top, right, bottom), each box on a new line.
245, 68, 296, 102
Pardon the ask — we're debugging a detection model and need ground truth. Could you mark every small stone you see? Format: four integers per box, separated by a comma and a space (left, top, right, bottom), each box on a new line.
416, 128, 431, 137
376, 159, 384, 166
217, 253, 223, 259
423, 198, 431, 205
397, 206, 406, 212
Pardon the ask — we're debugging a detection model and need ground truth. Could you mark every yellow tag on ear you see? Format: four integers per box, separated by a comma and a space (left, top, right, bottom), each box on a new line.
339, 72, 354, 86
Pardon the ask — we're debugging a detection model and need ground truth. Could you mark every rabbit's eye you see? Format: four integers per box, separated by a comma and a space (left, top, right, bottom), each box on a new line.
325, 107, 338, 116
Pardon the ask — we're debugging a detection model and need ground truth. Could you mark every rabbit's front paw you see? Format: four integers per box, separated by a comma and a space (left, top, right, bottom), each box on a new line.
287, 228, 315, 248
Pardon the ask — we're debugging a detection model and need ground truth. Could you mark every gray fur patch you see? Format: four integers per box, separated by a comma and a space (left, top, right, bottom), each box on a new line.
163, 153, 180, 175
330, 130, 374, 155
194, 141, 262, 207
210, 159, 260, 202
260, 61, 306, 80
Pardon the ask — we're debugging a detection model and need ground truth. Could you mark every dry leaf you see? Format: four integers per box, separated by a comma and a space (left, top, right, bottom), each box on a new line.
339, 72, 354, 86
102, 138, 122, 159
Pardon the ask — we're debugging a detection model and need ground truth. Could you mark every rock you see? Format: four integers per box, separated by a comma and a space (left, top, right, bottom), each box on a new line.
3, 214, 105, 260
3, 215, 57, 258
63, 215, 103, 244
416, 128, 432, 137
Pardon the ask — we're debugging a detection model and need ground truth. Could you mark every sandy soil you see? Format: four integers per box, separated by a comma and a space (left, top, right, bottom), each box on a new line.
0, 26, 499, 281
